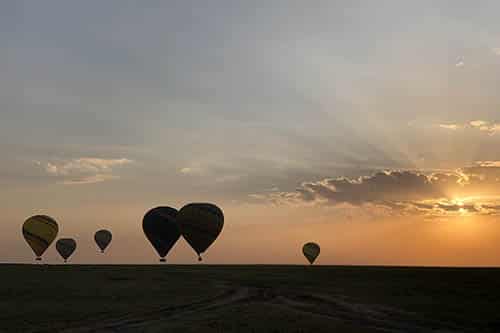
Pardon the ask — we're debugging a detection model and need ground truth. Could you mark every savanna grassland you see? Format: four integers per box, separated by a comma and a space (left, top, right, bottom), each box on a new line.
2, 265, 500, 332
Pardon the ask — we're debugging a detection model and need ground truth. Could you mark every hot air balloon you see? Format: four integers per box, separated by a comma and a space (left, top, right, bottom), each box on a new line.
142, 207, 180, 262
177, 203, 224, 261
22, 215, 59, 261
94, 229, 112, 253
56, 238, 76, 263
302, 242, 320, 265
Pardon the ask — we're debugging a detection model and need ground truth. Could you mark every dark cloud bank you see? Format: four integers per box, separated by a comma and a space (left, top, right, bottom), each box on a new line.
263, 163, 500, 216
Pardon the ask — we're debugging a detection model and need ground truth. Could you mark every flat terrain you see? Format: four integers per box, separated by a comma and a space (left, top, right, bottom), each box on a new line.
1, 265, 500, 332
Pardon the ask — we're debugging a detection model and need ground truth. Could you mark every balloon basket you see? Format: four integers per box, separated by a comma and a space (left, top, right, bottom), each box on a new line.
35, 257, 42, 261
159, 258, 166, 263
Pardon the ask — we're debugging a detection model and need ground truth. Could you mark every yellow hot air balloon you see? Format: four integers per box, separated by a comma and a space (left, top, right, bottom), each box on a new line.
22, 215, 59, 261
302, 242, 320, 265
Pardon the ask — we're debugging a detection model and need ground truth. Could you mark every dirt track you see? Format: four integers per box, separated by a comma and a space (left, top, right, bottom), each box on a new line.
63, 283, 462, 333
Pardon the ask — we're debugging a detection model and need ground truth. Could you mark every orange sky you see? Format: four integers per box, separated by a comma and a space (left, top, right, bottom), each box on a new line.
4, 198, 500, 266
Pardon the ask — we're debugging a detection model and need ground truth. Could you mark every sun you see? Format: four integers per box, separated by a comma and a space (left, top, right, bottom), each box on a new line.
450, 197, 472, 216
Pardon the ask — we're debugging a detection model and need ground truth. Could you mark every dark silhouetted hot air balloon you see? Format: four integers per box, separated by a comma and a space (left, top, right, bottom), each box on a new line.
22, 215, 59, 261
56, 238, 76, 263
177, 203, 224, 261
302, 242, 320, 265
94, 229, 112, 253
142, 207, 180, 262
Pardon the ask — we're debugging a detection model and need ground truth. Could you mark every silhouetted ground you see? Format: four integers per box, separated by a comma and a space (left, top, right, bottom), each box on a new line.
1, 264, 500, 332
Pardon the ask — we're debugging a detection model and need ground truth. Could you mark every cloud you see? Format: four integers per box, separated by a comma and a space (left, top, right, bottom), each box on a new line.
469, 120, 500, 135
278, 171, 456, 205
460, 164, 500, 182
179, 164, 242, 183
470, 120, 488, 128
477, 161, 500, 167
455, 60, 465, 67
37, 158, 133, 185
61, 174, 119, 185
404, 199, 482, 216
180, 167, 202, 175
482, 124, 500, 135
437, 120, 500, 135
439, 124, 462, 130
257, 163, 500, 216
480, 205, 500, 215
180, 167, 193, 174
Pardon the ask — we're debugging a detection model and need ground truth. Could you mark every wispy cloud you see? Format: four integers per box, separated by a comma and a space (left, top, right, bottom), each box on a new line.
37, 158, 133, 185
179, 166, 203, 175
469, 120, 500, 135
61, 174, 119, 185
470, 120, 488, 128
439, 124, 462, 130
477, 161, 500, 167
438, 120, 500, 135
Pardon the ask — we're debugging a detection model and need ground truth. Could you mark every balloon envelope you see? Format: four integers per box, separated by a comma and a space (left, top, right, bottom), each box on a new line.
142, 207, 180, 261
303, 242, 320, 264
94, 229, 112, 253
177, 203, 224, 260
22, 215, 59, 260
56, 238, 76, 262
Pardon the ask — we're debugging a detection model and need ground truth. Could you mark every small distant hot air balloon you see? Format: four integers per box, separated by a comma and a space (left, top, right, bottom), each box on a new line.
94, 230, 112, 253
177, 203, 224, 261
302, 242, 320, 265
22, 215, 59, 261
56, 238, 77, 263
143, 207, 180, 262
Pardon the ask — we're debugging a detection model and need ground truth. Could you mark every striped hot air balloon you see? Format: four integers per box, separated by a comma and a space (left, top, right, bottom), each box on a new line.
177, 203, 224, 261
22, 215, 59, 261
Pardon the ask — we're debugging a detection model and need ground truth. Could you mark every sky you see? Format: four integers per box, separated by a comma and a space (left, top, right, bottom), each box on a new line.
3, 1, 500, 265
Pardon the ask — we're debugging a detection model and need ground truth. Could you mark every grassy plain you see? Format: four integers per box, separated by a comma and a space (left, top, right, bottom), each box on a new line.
1, 264, 500, 332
